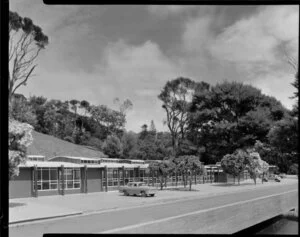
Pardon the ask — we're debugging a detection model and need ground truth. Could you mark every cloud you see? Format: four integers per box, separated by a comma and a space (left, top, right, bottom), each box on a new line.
147, 6, 195, 18
252, 71, 296, 110
209, 6, 299, 68
182, 16, 214, 54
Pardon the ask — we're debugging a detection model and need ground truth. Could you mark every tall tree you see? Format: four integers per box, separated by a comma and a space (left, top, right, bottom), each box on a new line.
9, 11, 49, 101
189, 81, 288, 164
89, 105, 126, 138
158, 77, 209, 155
79, 100, 90, 131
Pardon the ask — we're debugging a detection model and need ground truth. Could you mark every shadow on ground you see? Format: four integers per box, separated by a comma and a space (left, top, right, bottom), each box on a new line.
163, 187, 199, 192
212, 182, 258, 187
9, 202, 26, 208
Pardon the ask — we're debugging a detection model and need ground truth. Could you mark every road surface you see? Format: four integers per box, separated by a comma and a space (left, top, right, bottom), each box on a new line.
10, 183, 297, 236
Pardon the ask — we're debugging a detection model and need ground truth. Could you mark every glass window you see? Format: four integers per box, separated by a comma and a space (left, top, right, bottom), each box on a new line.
42, 169, 49, 180
50, 169, 58, 180
36, 168, 58, 191
64, 168, 81, 189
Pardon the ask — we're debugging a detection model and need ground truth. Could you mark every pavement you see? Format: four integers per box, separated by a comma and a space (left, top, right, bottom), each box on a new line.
9, 176, 298, 225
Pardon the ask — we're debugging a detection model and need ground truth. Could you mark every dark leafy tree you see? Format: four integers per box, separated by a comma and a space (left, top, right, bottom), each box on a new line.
188, 81, 288, 164
221, 149, 247, 185
102, 135, 123, 158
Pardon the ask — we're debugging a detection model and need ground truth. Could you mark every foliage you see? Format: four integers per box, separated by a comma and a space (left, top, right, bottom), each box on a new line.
148, 159, 175, 190
288, 163, 298, 175
173, 155, 204, 190
89, 105, 126, 137
9, 119, 33, 179
244, 152, 264, 185
221, 149, 247, 184
9, 11, 49, 101
158, 77, 210, 156
121, 132, 138, 159
102, 135, 123, 158
9, 94, 37, 126
188, 81, 288, 164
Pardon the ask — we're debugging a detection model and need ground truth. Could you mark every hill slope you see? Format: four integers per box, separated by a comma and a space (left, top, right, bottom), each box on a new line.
27, 131, 108, 159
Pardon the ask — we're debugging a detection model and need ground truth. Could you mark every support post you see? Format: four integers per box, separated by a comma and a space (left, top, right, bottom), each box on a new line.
105, 166, 108, 192
122, 166, 125, 186
151, 168, 154, 187
175, 171, 178, 187
100, 168, 103, 191
61, 165, 65, 196
33, 165, 38, 197
84, 165, 88, 193
117, 168, 120, 188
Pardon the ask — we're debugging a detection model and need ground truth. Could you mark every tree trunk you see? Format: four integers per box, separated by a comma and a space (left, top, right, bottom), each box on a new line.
238, 175, 240, 185
183, 172, 186, 188
233, 176, 235, 184
160, 177, 164, 190
189, 173, 192, 191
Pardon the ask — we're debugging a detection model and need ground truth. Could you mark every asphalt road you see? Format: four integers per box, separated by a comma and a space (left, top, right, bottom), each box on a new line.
9, 183, 297, 236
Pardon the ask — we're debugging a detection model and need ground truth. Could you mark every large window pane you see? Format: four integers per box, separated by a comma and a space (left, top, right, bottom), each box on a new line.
65, 169, 73, 180
74, 182, 80, 188
42, 169, 49, 180
42, 181, 49, 190
74, 169, 80, 180
50, 183, 57, 189
67, 180, 73, 189
37, 169, 42, 180
50, 169, 58, 180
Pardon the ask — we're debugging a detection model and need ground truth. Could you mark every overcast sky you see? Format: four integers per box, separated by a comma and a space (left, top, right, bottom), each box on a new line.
10, 2, 299, 132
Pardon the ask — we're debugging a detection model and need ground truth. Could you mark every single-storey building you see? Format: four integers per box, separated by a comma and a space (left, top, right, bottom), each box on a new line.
9, 155, 224, 199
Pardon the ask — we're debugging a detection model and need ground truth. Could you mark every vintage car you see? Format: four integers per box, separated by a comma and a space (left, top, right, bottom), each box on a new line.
274, 175, 281, 182
119, 182, 156, 197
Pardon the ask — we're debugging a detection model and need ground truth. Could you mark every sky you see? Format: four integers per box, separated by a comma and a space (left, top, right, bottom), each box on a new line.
10, 2, 299, 132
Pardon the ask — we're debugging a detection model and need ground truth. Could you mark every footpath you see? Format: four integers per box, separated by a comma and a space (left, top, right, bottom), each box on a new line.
9, 176, 298, 225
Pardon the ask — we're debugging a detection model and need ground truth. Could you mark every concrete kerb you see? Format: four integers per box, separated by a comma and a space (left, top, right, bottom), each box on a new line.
9, 211, 83, 226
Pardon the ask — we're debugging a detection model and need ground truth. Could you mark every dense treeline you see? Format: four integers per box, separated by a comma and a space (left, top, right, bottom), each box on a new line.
157, 76, 298, 174
10, 74, 298, 174
9, 94, 174, 161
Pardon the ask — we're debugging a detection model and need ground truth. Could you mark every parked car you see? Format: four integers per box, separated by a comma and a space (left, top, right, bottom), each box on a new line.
274, 175, 281, 182
119, 182, 156, 197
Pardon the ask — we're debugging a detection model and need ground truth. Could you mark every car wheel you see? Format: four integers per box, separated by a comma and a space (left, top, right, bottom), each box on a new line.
141, 191, 147, 197
150, 194, 155, 197
124, 191, 129, 196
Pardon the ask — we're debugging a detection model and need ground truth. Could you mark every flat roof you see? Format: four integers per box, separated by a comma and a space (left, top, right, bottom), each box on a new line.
18, 161, 149, 169
19, 161, 83, 168
49, 156, 103, 161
